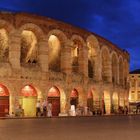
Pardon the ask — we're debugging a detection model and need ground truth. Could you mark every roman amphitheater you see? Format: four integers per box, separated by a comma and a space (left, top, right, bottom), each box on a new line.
0, 11, 129, 117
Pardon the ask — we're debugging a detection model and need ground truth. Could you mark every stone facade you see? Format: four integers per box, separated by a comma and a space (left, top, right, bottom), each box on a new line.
0, 11, 129, 116
129, 70, 140, 102
129, 69, 140, 113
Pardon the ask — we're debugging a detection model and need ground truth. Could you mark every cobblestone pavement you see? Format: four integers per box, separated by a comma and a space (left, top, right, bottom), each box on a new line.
0, 115, 140, 140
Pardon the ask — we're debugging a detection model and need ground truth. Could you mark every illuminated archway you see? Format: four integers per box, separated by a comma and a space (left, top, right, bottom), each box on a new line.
20, 30, 38, 65
48, 35, 61, 72
119, 93, 125, 107
103, 91, 111, 114
111, 52, 118, 84
71, 35, 85, 73
20, 85, 37, 117
71, 40, 81, 73
70, 89, 79, 108
87, 35, 99, 78
0, 84, 9, 117
87, 90, 93, 111
47, 86, 60, 116
0, 28, 9, 62
112, 92, 119, 113
101, 47, 110, 82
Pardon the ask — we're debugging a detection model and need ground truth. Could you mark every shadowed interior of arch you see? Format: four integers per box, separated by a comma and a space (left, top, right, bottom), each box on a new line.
71, 40, 82, 73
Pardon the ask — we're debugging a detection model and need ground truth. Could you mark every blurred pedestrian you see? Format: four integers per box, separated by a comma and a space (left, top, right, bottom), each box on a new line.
47, 101, 52, 117
42, 100, 47, 117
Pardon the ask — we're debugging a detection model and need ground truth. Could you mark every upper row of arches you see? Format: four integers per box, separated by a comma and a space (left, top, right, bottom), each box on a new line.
0, 20, 129, 85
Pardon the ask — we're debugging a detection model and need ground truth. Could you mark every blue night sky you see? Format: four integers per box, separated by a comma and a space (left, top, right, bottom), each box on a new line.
0, 0, 140, 71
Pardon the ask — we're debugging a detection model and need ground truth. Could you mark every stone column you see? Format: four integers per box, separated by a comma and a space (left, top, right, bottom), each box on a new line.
38, 38, 48, 80
61, 40, 72, 74
106, 59, 112, 82
38, 38, 48, 72
93, 54, 101, 81
79, 46, 88, 77
116, 61, 119, 85
9, 31, 20, 70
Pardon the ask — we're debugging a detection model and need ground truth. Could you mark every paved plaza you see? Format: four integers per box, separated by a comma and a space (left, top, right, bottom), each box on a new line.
0, 115, 140, 140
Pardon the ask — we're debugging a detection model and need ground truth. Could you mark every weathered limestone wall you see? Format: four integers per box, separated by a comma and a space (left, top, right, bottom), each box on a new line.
0, 12, 130, 115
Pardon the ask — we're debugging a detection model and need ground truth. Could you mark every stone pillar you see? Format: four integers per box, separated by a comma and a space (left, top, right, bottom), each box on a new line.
9, 31, 20, 70
63, 87, 71, 114
38, 39, 48, 72
61, 40, 72, 74
38, 38, 48, 79
9, 92, 15, 115
79, 46, 88, 77
106, 59, 112, 82
116, 61, 119, 85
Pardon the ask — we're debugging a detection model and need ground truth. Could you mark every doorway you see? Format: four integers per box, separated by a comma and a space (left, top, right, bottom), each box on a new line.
47, 86, 60, 116
0, 84, 9, 117
20, 85, 37, 117
70, 89, 78, 108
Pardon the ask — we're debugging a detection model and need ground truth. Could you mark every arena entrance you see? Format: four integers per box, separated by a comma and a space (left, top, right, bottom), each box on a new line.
70, 89, 79, 108
47, 86, 60, 116
0, 84, 9, 117
20, 85, 37, 117
119, 93, 125, 107
103, 91, 111, 114
112, 92, 119, 113
87, 91, 93, 111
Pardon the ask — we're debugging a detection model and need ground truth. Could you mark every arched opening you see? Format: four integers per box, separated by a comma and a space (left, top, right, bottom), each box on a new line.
119, 93, 125, 108
87, 90, 93, 111
101, 47, 110, 82
47, 86, 60, 116
103, 91, 111, 114
70, 89, 79, 108
87, 37, 98, 78
112, 92, 119, 113
0, 84, 9, 117
20, 30, 38, 65
71, 40, 81, 73
0, 28, 9, 62
88, 59, 94, 78
87, 42, 94, 78
48, 35, 61, 72
112, 53, 118, 84
119, 58, 123, 85
20, 85, 37, 117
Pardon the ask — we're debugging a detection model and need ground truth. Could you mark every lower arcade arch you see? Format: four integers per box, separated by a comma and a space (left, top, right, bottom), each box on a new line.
103, 91, 111, 114
70, 89, 79, 108
47, 86, 60, 116
20, 85, 42, 117
119, 93, 125, 107
0, 84, 9, 117
112, 92, 119, 112
87, 90, 93, 111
